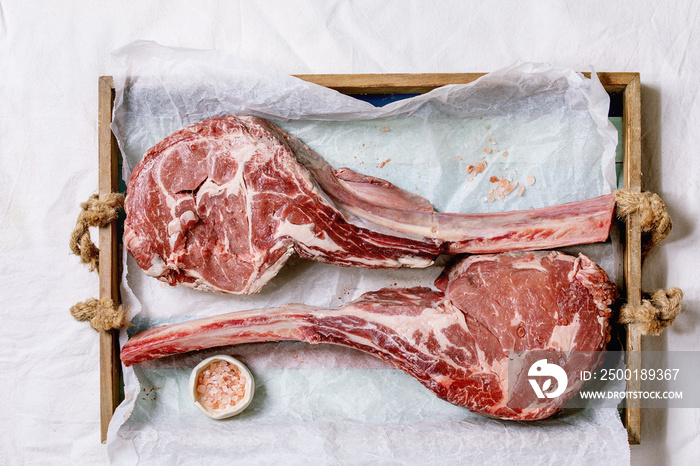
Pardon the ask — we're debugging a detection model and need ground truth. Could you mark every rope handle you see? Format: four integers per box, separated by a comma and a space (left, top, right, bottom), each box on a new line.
615, 189, 672, 256
70, 298, 129, 332
619, 288, 683, 336
69, 193, 125, 271
614, 190, 682, 334
69, 193, 128, 331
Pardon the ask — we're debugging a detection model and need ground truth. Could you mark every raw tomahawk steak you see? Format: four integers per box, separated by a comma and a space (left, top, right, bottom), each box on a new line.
125, 115, 615, 294
120, 251, 617, 421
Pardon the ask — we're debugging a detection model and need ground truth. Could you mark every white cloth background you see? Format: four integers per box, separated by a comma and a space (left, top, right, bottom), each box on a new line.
0, 1, 697, 464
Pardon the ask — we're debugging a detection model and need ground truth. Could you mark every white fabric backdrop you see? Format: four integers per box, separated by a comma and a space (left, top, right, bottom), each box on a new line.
0, 1, 697, 464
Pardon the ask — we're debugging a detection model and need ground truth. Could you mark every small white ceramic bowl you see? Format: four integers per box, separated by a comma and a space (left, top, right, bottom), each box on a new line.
189, 355, 255, 420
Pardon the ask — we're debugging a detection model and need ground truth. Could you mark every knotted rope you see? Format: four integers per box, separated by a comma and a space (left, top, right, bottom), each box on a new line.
614, 189, 682, 335
70, 298, 129, 332
69, 193, 124, 271
619, 288, 683, 336
70, 193, 129, 331
615, 189, 672, 256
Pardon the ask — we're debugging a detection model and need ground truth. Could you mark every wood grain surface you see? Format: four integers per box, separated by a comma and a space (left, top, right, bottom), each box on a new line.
98, 76, 123, 444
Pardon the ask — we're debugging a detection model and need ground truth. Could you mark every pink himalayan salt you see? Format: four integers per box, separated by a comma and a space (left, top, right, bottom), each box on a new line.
196, 360, 247, 411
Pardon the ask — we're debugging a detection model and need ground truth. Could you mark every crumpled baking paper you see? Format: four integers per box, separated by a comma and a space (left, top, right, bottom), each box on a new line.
107, 41, 628, 465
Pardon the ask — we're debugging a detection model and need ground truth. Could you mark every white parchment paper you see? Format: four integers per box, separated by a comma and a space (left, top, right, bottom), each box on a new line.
107, 41, 626, 465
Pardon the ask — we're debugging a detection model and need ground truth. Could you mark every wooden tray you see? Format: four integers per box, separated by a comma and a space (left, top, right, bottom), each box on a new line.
96, 72, 643, 444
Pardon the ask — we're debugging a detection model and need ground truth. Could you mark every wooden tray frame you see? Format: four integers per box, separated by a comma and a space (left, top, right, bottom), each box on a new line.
97, 72, 643, 444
